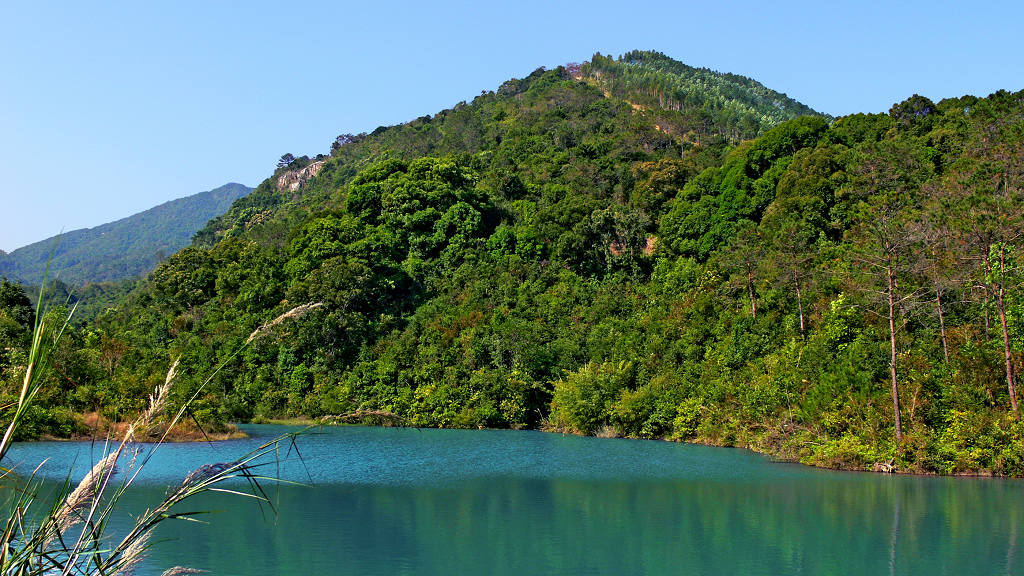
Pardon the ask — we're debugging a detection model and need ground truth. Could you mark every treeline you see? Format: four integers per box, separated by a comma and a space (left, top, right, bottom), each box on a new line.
3, 53, 1024, 475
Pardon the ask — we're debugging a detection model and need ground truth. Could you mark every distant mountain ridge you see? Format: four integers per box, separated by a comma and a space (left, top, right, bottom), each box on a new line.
0, 182, 252, 285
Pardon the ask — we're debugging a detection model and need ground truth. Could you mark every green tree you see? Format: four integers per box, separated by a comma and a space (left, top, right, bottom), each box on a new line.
848, 144, 929, 443
766, 217, 818, 338
716, 220, 764, 319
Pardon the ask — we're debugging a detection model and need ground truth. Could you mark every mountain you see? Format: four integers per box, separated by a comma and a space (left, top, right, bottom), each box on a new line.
0, 183, 252, 285
6, 51, 1024, 475
195, 51, 824, 247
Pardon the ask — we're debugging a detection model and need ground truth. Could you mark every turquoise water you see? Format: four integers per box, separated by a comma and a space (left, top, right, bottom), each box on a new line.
5, 425, 1024, 575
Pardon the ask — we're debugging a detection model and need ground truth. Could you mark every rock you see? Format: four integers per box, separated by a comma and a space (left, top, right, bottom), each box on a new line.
276, 161, 325, 192
872, 459, 895, 474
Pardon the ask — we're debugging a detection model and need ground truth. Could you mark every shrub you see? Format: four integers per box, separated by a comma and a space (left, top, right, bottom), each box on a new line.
550, 361, 634, 434
610, 375, 679, 438
671, 397, 703, 440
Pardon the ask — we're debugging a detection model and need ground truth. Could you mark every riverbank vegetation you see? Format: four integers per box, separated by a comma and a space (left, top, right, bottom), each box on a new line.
3, 51, 1024, 475
0, 297, 312, 574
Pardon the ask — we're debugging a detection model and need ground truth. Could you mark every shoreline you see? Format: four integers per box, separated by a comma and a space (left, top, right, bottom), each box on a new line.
680, 436, 1007, 479
22, 415, 1015, 478
256, 418, 1017, 479
38, 412, 251, 443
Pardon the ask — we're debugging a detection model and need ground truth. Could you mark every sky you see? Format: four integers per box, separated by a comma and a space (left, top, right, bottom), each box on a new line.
1, 0, 1022, 252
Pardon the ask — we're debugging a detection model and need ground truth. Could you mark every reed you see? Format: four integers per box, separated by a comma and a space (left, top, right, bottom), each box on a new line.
0, 294, 317, 575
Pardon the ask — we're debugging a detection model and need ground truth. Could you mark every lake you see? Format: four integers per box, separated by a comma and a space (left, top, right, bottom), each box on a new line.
4, 425, 1023, 575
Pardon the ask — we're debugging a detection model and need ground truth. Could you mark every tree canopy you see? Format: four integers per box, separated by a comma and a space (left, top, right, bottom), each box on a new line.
6, 53, 1024, 476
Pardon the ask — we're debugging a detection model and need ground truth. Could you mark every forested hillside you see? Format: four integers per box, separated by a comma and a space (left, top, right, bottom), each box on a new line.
4, 51, 1024, 475
0, 182, 252, 285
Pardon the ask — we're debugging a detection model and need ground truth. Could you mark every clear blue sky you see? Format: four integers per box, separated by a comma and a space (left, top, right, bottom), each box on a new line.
2, 0, 1021, 251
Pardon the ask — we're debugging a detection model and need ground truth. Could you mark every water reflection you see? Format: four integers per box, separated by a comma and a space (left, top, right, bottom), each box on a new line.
5, 427, 1024, 576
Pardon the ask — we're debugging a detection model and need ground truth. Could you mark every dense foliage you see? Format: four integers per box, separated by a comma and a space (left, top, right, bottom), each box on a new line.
5, 51, 1024, 475
0, 183, 251, 285
583, 51, 823, 142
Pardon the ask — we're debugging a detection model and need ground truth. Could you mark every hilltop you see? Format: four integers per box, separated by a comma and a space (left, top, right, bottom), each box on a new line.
195, 51, 824, 248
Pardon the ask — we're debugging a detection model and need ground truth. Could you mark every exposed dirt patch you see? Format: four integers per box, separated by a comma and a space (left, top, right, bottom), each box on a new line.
61, 412, 247, 442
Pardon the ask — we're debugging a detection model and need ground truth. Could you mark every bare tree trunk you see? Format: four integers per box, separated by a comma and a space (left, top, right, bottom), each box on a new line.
795, 280, 805, 339
984, 258, 993, 339
936, 291, 949, 363
996, 246, 1020, 418
887, 260, 903, 443
746, 264, 757, 319
996, 290, 1018, 417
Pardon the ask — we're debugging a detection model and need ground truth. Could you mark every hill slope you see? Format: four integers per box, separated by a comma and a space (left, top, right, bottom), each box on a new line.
0, 183, 252, 285
11, 52, 1024, 476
